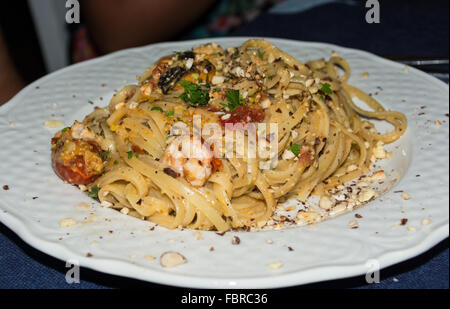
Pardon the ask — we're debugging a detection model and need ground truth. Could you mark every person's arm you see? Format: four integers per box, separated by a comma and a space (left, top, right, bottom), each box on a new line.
81, 0, 217, 54
0, 27, 24, 105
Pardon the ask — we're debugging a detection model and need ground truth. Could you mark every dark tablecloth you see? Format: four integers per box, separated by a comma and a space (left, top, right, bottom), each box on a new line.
1, 0, 448, 289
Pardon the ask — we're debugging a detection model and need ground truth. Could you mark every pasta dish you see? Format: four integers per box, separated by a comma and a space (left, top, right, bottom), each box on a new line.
51, 39, 407, 231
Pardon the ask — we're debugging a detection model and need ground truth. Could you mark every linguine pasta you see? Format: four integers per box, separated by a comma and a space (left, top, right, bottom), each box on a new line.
51, 39, 407, 231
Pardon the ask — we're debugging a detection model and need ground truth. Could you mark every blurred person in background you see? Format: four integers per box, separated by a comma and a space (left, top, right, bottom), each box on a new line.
74, 0, 283, 61
0, 0, 283, 105
0, 27, 25, 104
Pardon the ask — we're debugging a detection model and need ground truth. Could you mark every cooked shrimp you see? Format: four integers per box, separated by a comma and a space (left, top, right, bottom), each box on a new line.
162, 135, 214, 187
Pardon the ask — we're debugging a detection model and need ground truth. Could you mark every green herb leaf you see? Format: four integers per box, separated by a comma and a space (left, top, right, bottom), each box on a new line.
135, 152, 140, 158
113, 160, 119, 165
88, 100, 94, 105
233, 49, 239, 57
179, 80, 210, 107
268, 74, 275, 80
320, 83, 333, 96
88, 186, 100, 198
151, 106, 163, 112
224, 90, 246, 111
61, 127, 70, 133
257, 49, 265, 60
289, 144, 302, 157
165, 110, 175, 117
101, 150, 110, 161
127, 151, 134, 159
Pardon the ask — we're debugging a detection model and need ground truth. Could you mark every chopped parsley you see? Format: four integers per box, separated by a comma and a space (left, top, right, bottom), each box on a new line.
113, 160, 119, 165
233, 49, 239, 57
268, 74, 276, 80
100, 150, 110, 161
165, 110, 175, 117
88, 100, 94, 105
223, 90, 246, 111
289, 144, 302, 157
257, 49, 265, 60
151, 106, 163, 112
175, 51, 187, 58
88, 186, 100, 198
127, 151, 140, 159
179, 80, 210, 107
61, 127, 70, 133
320, 83, 333, 96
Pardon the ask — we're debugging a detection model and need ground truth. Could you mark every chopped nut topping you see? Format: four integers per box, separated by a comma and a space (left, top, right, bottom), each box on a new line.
305, 79, 314, 88
401, 192, 411, 200
160, 251, 187, 268
268, 261, 283, 270
195, 231, 204, 240
358, 188, 377, 203
319, 196, 332, 210
145, 255, 155, 261
282, 149, 296, 160
348, 220, 359, 229
373, 141, 386, 159
232, 236, 240, 245
211, 75, 225, 85
59, 217, 77, 228
369, 170, 386, 182
101, 200, 113, 208
421, 218, 432, 226
329, 203, 347, 216
44, 120, 65, 129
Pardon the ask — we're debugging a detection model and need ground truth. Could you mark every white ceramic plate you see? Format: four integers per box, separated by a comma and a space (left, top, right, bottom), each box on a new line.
0, 38, 448, 288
